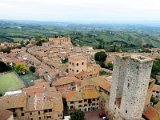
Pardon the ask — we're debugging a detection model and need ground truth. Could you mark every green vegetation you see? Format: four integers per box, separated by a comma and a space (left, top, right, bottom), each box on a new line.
151, 96, 159, 105
151, 58, 160, 85
0, 61, 12, 73
94, 51, 107, 62
15, 63, 27, 75
99, 71, 108, 76
105, 62, 114, 70
61, 57, 68, 64
1, 21, 160, 52
70, 109, 84, 120
29, 66, 36, 73
0, 72, 25, 95
151, 58, 160, 78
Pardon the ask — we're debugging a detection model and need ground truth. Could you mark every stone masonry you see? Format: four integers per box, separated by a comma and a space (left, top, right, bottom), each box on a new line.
109, 54, 153, 120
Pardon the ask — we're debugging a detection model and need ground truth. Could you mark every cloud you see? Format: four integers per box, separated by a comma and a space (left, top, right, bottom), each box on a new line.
0, 0, 160, 22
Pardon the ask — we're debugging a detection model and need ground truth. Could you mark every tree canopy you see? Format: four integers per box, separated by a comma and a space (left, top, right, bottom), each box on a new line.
70, 109, 84, 120
151, 58, 160, 78
94, 51, 107, 62
29, 66, 36, 73
15, 63, 26, 75
0, 61, 11, 73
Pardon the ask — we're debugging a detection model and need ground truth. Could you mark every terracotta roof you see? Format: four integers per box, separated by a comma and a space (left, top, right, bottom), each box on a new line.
0, 110, 13, 120
82, 89, 100, 99
66, 91, 82, 102
34, 80, 50, 88
52, 76, 77, 86
90, 76, 111, 92
23, 87, 43, 96
69, 55, 87, 61
0, 93, 26, 110
100, 82, 110, 92
26, 91, 63, 112
143, 106, 160, 120
75, 71, 89, 78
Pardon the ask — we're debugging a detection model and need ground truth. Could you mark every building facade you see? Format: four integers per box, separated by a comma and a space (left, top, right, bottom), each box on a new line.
68, 55, 87, 74
109, 54, 153, 120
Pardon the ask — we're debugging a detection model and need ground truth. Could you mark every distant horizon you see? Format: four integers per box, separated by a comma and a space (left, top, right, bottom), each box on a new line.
0, 0, 160, 25
1, 19, 160, 26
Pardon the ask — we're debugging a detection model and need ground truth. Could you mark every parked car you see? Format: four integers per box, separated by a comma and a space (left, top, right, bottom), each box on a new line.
102, 116, 109, 120
99, 112, 106, 118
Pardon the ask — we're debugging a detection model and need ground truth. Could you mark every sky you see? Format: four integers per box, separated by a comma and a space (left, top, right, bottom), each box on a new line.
0, 0, 160, 23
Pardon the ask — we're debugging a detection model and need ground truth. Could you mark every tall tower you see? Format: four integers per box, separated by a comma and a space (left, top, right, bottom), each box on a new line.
68, 55, 87, 74
109, 54, 153, 120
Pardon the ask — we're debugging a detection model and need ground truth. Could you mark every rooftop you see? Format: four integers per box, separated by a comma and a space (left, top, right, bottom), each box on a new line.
143, 106, 160, 120
0, 93, 27, 110
0, 110, 13, 120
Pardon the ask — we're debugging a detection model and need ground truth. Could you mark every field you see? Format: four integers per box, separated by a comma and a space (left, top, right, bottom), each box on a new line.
1, 20, 160, 52
0, 72, 25, 95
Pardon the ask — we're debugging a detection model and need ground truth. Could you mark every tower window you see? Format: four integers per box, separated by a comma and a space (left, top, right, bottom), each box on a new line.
126, 110, 127, 113
127, 83, 130, 88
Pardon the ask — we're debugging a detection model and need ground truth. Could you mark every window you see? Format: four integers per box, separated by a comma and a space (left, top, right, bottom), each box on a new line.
97, 98, 99, 100
39, 117, 41, 120
70, 101, 74, 104
93, 99, 95, 101
30, 112, 32, 115
82, 62, 84, 65
79, 105, 82, 107
21, 108, 23, 111
79, 101, 82, 103
31, 118, 33, 120
47, 116, 51, 119
44, 110, 48, 113
21, 113, 24, 116
127, 83, 130, 88
126, 110, 127, 113
84, 99, 87, 102
77, 70, 79, 73
38, 111, 40, 115
77, 63, 79, 66
49, 109, 52, 112
13, 113, 17, 117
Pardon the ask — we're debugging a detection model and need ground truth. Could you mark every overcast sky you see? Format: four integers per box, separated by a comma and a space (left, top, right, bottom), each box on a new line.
0, 0, 160, 23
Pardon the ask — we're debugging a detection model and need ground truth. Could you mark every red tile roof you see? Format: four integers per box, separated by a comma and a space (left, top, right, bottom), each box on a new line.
143, 106, 160, 120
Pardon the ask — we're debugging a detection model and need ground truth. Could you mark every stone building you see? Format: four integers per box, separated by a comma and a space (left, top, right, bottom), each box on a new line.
49, 36, 72, 46
68, 55, 87, 74
66, 89, 100, 112
0, 80, 63, 120
109, 54, 153, 120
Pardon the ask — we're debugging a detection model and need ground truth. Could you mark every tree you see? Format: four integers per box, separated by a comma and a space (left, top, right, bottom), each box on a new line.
151, 58, 160, 78
70, 109, 84, 120
61, 57, 68, 64
29, 66, 36, 73
0, 61, 11, 73
151, 96, 159, 105
94, 51, 107, 62
105, 62, 113, 70
15, 64, 26, 75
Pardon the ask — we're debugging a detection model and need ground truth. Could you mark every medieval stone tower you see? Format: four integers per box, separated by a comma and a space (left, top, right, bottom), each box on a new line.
109, 54, 153, 120
68, 54, 87, 74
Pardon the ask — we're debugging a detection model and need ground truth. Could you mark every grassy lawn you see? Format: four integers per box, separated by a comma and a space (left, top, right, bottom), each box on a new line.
0, 72, 25, 95
13, 38, 24, 42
